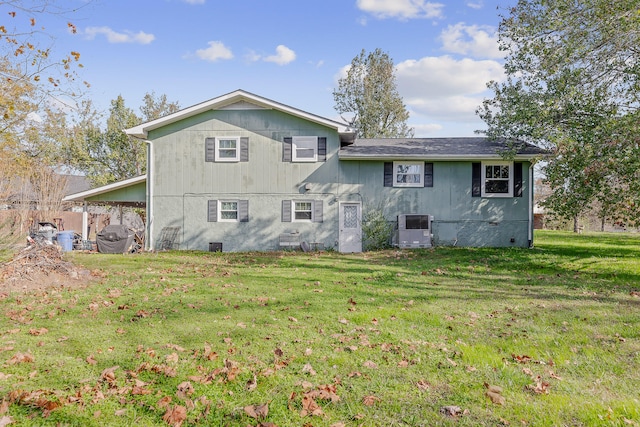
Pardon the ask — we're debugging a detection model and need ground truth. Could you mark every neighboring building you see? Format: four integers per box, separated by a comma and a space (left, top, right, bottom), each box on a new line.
65, 90, 546, 252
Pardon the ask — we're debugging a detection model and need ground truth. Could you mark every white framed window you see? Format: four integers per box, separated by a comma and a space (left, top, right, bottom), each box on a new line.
393, 161, 423, 187
215, 137, 240, 162
292, 136, 318, 162
293, 201, 313, 221
482, 161, 513, 197
218, 201, 238, 221
208, 199, 249, 222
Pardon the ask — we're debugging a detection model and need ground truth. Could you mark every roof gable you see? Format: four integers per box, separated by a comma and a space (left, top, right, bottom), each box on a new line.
125, 89, 355, 140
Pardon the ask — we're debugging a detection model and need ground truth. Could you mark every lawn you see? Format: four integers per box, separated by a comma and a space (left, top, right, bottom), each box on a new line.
0, 230, 639, 426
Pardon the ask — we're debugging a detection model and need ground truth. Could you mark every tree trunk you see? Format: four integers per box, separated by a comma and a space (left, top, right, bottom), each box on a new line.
573, 215, 579, 233
601, 216, 605, 232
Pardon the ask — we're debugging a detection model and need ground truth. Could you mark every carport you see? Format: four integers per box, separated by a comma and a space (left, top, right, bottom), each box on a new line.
62, 175, 147, 243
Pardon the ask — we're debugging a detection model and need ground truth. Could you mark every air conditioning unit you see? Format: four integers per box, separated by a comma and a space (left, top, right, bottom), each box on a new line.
395, 214, 433, 248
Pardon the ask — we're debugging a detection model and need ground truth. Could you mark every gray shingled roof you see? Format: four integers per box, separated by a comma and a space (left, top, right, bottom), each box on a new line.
339, 137, 547, 160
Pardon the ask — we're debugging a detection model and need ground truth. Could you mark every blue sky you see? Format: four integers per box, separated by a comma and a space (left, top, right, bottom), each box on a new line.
10, 0, 515, 137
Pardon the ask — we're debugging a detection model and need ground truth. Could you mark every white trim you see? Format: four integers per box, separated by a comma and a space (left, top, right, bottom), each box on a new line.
292, 200, 314, 222
125, 90, 352, 138
393, 161, 423, 188
292, 136, 318, 162
218, 200, 239, 222
215, 136, 241, 162
62, 175, 146, 202
481, 161, 513, 198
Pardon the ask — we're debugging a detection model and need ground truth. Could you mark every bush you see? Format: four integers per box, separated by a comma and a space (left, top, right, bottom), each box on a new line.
362, 208, 393, 251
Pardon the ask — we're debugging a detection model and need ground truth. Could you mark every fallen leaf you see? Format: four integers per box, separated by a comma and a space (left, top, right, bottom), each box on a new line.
86, 355, 97, 365
28, 328, 48, 336
0, 415, 13, 427
486, 390, 506, 405
244, 403, 269, 419
246, 374, 257, 392
162, 405, 187, 427
362, 395, 380, 406
363, 360, 377, 369
302, 363, 316, 376
440, 405, 463, 417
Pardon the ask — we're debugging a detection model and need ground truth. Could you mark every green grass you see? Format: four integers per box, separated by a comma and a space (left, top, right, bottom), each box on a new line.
1, 230, 639, 426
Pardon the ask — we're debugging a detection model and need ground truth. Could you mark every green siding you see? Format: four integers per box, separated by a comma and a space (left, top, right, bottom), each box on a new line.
149, 107, 534, 251
85, 182, 146, 203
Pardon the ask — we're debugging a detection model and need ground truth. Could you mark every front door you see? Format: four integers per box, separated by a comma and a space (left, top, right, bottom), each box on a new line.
339, 202, 362, 253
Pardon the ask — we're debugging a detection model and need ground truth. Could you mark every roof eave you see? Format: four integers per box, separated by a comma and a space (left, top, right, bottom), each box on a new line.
63, 175, 146, 202
338, 153, 543, 161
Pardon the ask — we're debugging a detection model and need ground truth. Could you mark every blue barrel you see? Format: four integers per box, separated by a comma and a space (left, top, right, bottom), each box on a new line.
57, 231, 74, 252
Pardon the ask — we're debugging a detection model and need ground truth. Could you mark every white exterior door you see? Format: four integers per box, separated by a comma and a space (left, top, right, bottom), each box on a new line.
339, 202, 362, 253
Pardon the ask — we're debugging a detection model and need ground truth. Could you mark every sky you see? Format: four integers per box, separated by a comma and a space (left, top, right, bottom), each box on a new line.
8, 0, 516, 137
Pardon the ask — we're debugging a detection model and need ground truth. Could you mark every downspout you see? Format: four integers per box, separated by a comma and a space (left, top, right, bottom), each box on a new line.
528, 163, 534, 248
146, 139, 154, 250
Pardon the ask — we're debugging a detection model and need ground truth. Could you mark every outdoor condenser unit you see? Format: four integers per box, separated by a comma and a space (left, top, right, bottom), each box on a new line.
395, 214, 434, 248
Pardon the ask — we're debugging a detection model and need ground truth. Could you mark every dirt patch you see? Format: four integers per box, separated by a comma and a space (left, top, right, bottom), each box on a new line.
0, 243, 95, 294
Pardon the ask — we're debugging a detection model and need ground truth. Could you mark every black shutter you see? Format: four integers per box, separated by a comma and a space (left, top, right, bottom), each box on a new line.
313, 200, 323, 223
424, 162, 434, 187
472, 162, 481, 197
207, 200, 217, 222
384, 162, 393, 187
283, 137, 292, 162
239, 200, 249, 222
317, 137, 327, 161
282, 200, 292, 222
514, 162, 523, 197
240, 137, 249, 162
205, 138, 216, 162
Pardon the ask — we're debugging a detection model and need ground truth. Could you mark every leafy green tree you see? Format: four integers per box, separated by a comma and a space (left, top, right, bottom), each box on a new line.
333, 48, 413, 138
67, 93, 180, 186
477, 0, 640, 228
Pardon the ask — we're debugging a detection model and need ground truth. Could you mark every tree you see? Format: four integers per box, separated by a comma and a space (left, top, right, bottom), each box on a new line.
477, 0, 640, 229
333, 48, 414, 138
67, 93, 180, 186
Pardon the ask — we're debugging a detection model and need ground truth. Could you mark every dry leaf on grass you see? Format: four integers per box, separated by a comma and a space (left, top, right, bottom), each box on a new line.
244, 403, 269, 419
362, 395, 380, 406
484, 383, 506, 405
162, 405, 187, 427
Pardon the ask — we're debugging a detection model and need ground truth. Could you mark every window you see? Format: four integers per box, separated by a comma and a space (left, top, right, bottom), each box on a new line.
394, 161, 423, 187
482, 161, 513, 197
292, 136, 317, 162
216, 138, 239, 161
294, 201, 313, 221
472, 161, 523, 198
283, 137, 327, 162
219, 201, 238, 221
205, 137, 249, 162
207, 200, 249, 222
282, 200, 323, 223
384, 162, 433, 188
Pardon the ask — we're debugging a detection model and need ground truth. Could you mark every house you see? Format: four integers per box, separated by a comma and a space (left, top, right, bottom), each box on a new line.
64, 89, 546, 252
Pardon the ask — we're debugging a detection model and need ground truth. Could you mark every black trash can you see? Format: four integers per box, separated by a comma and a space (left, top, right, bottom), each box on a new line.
209, 242, 222, 252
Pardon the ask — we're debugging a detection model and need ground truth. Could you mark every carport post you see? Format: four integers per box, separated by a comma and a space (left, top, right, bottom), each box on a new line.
82, 201, 88, 241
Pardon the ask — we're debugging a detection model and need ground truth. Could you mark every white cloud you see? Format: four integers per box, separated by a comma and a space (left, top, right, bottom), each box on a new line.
84, 26, 155, 44
263, 45, 296, 65
440, 23, 502, 59
396, 55, 505, 121
357, 0, 444, 20
247, 45, 296, 65
466, 1, 483, 9
196, 41, 234, 62
182, 0, 205, 3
